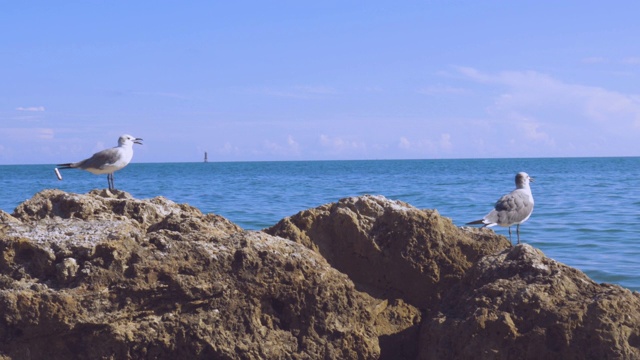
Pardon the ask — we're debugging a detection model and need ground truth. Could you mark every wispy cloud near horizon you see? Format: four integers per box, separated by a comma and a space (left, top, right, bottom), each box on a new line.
16, 106, 45, 112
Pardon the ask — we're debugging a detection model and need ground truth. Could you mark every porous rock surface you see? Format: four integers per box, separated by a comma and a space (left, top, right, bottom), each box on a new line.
1, 191, 639, 360
266, 195, 640, 360
0, 190, 381, 359
265, 195, 511, 311
420, 244, 640, 360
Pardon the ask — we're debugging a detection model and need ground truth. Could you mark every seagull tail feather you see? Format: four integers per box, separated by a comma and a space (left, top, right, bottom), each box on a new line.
466, 219, 486, 226
56, 163, 76, 169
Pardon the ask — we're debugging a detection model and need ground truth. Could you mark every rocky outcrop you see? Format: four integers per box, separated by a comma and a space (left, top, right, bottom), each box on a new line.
266, 195, 640, 360
0, 190, 381, 359
265, 195, 511, 311
2, 191, 639, 359
421, 244, 640, 360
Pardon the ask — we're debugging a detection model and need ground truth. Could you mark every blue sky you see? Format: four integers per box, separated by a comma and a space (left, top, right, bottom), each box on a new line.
2, 1, 640, 164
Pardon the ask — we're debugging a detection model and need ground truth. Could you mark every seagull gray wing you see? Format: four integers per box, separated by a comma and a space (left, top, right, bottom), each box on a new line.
491, 190, 533, 226
76, 148, 122, 170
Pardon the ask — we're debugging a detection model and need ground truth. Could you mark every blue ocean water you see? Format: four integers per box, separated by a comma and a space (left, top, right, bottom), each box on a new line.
1, 158, 639, 291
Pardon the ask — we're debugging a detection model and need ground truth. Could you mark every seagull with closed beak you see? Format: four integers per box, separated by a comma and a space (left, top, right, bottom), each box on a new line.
467, 172, 535, 244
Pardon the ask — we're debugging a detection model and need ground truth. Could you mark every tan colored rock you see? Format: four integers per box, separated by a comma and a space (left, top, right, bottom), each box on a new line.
265, 195, 511, 359
373, 298, 423, 360
266, 195, 640, 359
420, 244, 640, 360
0, 190, 380, 359
12, 189, 241, 237
4, 191, 640, 359
265, 194, 511, 310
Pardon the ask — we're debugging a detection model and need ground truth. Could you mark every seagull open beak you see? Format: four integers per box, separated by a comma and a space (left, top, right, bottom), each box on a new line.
134, 138, 143, 145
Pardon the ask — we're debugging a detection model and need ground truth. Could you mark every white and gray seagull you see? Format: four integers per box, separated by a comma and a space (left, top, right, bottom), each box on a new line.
467, 172, 534, 244
57, 134, 143, 191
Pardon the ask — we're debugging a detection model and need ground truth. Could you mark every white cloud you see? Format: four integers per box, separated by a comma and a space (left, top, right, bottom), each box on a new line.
16, 106, 45, 112
219, 142, 240, 155
622, 57, 640, 65
263, 135, 301, 156
287, 135, 300, 151
457, 66, 640, 130
398, 136, 411, 149
37, 128, 54, 139
396, 134, 453, 154
514, 115, 555, 146
319, 134, 366, 153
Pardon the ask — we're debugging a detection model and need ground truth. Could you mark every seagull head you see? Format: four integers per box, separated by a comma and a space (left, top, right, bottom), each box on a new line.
119, 134, 143, 146
515, 172, 533, 188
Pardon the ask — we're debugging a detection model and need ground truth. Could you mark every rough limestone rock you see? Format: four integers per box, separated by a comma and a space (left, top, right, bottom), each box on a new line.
266, 194, 640, 360
265, 195, 510, 359
3, 191, 640, 360
265, 195, 511, 310
420, 244, 640, 360
0, 190, 381, 359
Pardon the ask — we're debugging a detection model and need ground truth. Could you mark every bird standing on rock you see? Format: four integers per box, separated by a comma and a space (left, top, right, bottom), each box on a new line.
467, 172, 534, 244
56, 134, 143, 191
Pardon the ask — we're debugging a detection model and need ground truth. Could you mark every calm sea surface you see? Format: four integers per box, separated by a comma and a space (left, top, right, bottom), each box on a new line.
1, 158, 639, 291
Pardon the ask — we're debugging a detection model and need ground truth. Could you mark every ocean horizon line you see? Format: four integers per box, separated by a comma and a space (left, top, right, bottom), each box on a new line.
2, 155, 640, 167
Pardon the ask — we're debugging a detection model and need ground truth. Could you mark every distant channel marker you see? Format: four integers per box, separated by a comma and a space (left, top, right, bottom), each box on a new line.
54, 168, 62, 181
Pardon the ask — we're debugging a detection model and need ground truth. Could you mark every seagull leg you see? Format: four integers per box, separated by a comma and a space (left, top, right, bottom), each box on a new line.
107, 173, 114, 191
508, 227, 512, 242
516, 224, 521, 244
